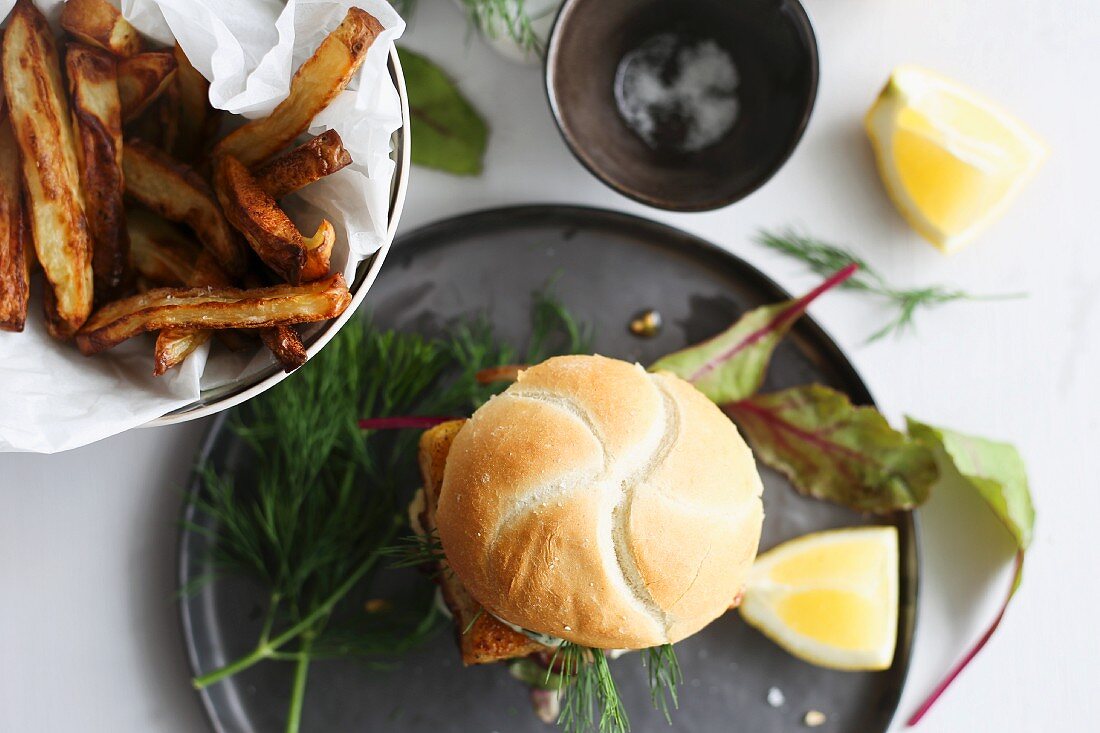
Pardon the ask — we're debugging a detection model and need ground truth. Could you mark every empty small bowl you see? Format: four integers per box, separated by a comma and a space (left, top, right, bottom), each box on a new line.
545, 0, 819, 211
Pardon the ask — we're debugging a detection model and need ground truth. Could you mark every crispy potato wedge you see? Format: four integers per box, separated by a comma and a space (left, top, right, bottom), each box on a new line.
67, 43, 129, 300
123, 140, 247, 276
215, 153, 317, 283
118, 51, 177, 123
132, 225, 237, 374
260, 325, 308, 372
213, 7, 382, 166
171, 44, 220, 161
3, 0, 94, 338
75, 273, 352, 355
254, 130, 353, 199
0, 105, 30, 332
60, 0, 141, 59
153, 328, 208, 376
127, 208, 201, 286
300, 219, 335, 282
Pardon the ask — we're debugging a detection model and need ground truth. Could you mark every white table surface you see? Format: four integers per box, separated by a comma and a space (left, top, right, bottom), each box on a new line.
2, 0, 1098, 730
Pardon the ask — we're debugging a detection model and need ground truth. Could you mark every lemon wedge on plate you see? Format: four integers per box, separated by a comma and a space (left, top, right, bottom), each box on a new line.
739, 526, 899, 671
865, 66, 1046, 253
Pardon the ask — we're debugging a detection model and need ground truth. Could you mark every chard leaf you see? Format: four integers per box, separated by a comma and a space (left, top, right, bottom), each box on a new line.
725, 384, 938, 513
903, 420, 1035, 725
650, 265, 856, 403
398, 48, 488, 175
906, 418, 1034, 551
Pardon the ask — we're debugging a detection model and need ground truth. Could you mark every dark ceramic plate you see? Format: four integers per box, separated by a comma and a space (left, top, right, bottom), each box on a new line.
179, 206, 918, 733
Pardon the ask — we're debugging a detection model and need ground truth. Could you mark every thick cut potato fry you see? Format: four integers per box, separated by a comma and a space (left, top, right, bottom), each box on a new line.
3, 0, 94, 338
60, 0, 141, 59
67, 43, 129, 300
213, 7, 382, 166
260, 325, 308, 372
254, 130, 353, 199
127, 208, 201, 285
75, 273, 352, 355
215, 153, 319, 283
0, 106, 30, 332
171, 44, 220, 161
300, 219, 335, 282
123, 140, 247, 276
117, 51, 177, 123
153, 328, 208, 376
129, 221, 241, 374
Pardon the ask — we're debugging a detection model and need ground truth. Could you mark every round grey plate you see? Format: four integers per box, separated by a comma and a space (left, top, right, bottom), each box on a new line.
179, 205, 917, 733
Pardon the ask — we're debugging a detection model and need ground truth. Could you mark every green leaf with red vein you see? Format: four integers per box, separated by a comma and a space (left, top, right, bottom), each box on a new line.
906, 418, 1034, 551
650, 265, 857, 403
725, 384, 938, 513
903, 419, 1034, 727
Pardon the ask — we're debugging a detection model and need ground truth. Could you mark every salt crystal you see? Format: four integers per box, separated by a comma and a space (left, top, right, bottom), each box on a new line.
614, 33, 740, 153
767, 686, 785, 708
804, 710, 827, 727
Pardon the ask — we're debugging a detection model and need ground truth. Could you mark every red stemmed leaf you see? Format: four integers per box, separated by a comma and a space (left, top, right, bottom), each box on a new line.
904, 420, 1034, 726
651, 264, 857, 403
725, 384, 938, 513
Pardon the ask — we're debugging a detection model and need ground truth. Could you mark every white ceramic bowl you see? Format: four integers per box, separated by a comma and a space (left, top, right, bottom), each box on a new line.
146, 47, 411, 427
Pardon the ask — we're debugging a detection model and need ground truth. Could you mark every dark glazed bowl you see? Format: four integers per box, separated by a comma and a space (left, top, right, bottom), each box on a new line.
545, 0, 819, 211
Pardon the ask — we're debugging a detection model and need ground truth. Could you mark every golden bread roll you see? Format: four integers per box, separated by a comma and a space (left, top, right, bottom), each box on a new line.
435, 354, 764, 649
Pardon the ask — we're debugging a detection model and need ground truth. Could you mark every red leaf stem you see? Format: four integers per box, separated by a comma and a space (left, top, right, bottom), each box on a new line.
906, 551, 1025, 726
688, 263, 858, 382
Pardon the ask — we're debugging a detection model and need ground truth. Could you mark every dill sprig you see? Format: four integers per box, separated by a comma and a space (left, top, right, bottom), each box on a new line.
547, 642, 683, 733
382, 531, 448, 569
552, 643, 630, 733
645, 644, 683, 724
756, 229, 1024, 342
187, 286, 590, 733
396, 0, 545, 55
528, 284, 595, 362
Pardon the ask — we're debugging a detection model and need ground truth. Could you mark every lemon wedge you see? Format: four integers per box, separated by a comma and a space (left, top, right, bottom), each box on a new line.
739, 526, 899, 671
865, 66, 1046, 253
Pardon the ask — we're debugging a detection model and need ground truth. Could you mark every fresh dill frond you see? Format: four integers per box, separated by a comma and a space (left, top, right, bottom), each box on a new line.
187, 289, 592, 732
187, 323, 506, 729
645, 644, 683, 724
756, 229, 1024, 342
462, 608, 484, 635
395, 0, 544, 54
528, 284, 595, 363
382, 532, 448, 569
461, 0, 542, 54
551, 643, 630, 733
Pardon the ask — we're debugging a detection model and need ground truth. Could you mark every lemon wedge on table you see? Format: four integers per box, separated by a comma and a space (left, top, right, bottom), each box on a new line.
865, 66, 1047, 254
739, 526, 899, 671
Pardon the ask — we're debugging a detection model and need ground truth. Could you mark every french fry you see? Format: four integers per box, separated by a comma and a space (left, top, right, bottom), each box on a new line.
171, 44, 220, 161
60, 0, 141, 59
117, 51, 177, 123
213, 7, 382, 166
215, 153, 335, 284
153, 328, 208, 376
299, 219, 334, 282
127, 208, 201, 286
67, 43, 129, 300
260, 326, 308, 373
136, 231, 230, 374
254, 130, 353, 199
75, 273, 353, 355
2, 0, 94, 338
1, 102, 30, 332
123, 140, 247, 276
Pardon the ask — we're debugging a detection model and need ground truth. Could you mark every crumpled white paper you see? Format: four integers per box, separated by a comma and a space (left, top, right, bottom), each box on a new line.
0, 0, 405, 452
